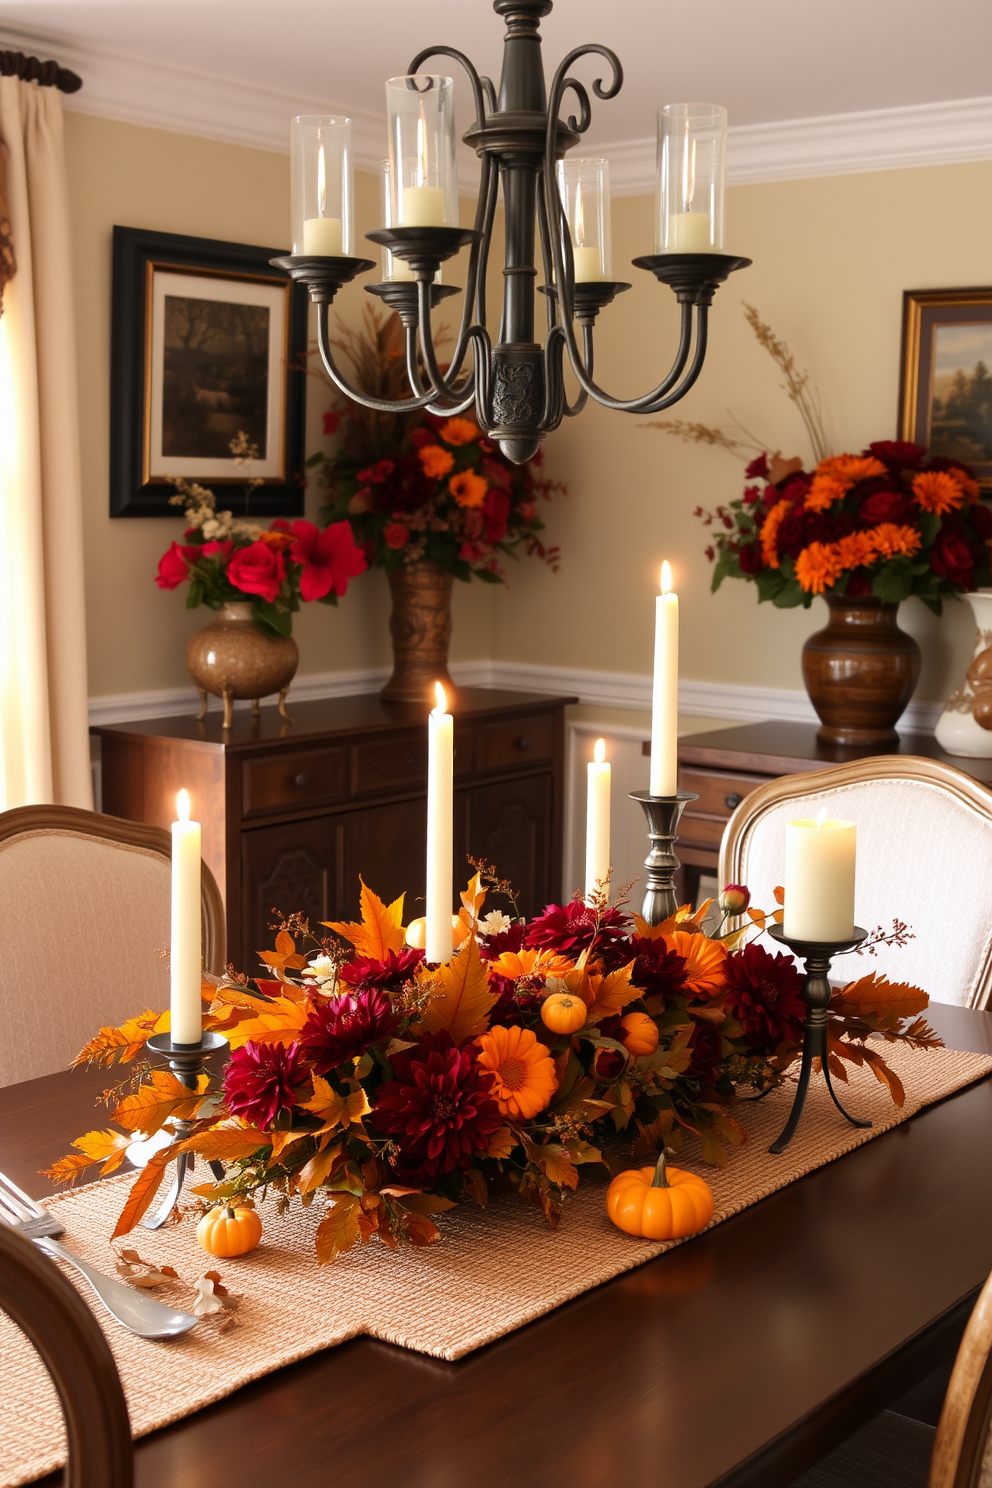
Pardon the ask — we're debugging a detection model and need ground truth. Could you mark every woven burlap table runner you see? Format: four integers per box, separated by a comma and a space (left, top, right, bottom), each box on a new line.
2, 1042, 990, 1487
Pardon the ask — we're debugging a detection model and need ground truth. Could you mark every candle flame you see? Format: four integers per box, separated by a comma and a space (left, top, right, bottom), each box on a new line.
176, 789, 191, 823
433, 681, 447, 715
417, 112, 428, 188
574, 180, 585, 247
816, 806, 827, 828
317, 143, 326, 216
660, 560, 672, 595
594, 737, 606, 764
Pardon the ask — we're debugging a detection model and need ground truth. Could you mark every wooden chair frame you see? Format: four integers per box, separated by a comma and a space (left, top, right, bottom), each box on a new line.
0, 804, 226, 974
719, 754, 992, 1008
930, 1268, 992, 1487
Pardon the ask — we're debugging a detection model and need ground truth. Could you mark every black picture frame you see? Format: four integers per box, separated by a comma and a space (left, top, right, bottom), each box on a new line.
109, 227, 309, 517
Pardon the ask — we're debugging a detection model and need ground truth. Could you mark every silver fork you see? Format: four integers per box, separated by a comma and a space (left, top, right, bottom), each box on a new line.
0, 1170, 197, 1339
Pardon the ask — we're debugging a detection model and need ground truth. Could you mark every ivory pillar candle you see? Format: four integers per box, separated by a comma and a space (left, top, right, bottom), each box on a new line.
171, 789, 202, 1046
401, 185, 448, 226
667, 212, 713, 253
572, 245, 603, 282
302, 216, 343, 255
426, 682, 454, 964
584, 737, 611, 901
649, 562, 679, 797
783, 810, 857, 942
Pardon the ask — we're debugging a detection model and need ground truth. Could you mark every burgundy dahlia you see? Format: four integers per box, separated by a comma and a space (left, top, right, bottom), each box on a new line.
299, 988, 401, 1075
629, 937, 689, 1001
340, 947, 424, 991
373, 1031, 502, 1186
724, 943, 806, 1047
525, 900, 631, 970
223, 1039, 306, 1128
686, 1020, 724, 1083
478, 921, 527, 959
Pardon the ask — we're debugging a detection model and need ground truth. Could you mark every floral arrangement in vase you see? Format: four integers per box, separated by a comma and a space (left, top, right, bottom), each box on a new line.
50, 872, 936, 1262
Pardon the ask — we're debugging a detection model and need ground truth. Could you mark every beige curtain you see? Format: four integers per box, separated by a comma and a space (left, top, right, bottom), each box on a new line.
0, 76, 91, 808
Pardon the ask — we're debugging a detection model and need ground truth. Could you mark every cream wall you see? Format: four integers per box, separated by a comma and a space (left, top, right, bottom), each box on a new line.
495, 161, 992, 706
63, 112, 494, 702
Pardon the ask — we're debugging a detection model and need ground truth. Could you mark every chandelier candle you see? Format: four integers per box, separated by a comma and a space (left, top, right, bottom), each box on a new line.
387, 75, 458, 229
170, 790, 202, 1046
657, 103, 726, 254
426, 682, 454, 964
649, 562, 679, 797
557, 158, 612, 282
585, 737, 611, 901
291, 116, 353, 257
783, 810, 857, 942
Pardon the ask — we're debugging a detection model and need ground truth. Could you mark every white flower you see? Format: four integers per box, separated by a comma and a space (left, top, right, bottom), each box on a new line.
303, 955, 338, 986
201, 517, 225, 540
479, 911, 513, 936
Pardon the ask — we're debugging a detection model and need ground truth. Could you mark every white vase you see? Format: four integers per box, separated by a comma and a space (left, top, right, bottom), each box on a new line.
935, 590, 992, 757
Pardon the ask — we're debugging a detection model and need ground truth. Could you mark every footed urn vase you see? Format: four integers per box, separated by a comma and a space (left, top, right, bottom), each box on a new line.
802, 595, 920, 748
186, 602, 298, 729
935, 590, 992, 758
381, 561, 455, 704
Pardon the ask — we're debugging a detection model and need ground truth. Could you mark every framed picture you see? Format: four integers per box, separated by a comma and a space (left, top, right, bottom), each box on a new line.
109, 227, 309, 517
899, 287, 992, 496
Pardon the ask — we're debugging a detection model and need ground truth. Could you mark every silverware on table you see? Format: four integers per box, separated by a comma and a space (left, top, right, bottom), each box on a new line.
0, 1169, 196, 1339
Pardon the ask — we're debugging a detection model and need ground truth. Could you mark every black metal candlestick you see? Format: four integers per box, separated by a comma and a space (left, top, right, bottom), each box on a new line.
628, 789, 698, 926
766, 923, 871, 1155
141, 1030, 229, 1230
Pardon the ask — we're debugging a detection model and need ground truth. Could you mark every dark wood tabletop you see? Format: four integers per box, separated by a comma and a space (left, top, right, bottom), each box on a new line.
5, 1003, 992, 1488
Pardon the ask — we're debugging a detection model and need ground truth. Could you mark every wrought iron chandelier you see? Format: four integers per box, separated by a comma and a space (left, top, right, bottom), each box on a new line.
274, 0, 750, 464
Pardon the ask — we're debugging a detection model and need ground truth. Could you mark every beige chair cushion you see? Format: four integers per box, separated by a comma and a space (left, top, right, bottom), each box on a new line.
721, 770, 992, 1009
0, 830, 172, 1085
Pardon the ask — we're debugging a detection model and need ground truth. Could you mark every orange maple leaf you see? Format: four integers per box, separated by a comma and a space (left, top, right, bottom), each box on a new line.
257, 928, 308, 973
112, 1069, 208, 1134
71, 1008, 169, 1068
419, 936, 498, 1043
177, 1121, 272, 1162
566, 961, 641, 1022
324, 880, 406, 960
839, 973, 929, 1020
110, 1148, 175, 1238
224, 992, 309, 1050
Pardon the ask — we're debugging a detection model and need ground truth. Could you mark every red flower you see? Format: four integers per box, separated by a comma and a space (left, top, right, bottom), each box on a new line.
629, 937, 689, 1000
867, 440, 926, 469
155, 542, 196, 590
592, 1046, 628, 1082
969, 503, 992, 540
223, 1040, 306, 1128
859, 489, 914, 526
322, 409, 340, 436
340, 947, 424, 991
738, 540, 763, 575
745, 453, 770, 479
846, 573, 873, 597
931, 522, 976, 589
525, 900, 632, 970
372, 1030, 502, 1185
383, 522, 410, 550
409, 428, 435, 450
357, 459, 395, 485
686, 1020, 723, 1082
200, 539, 233, 561
227, 541, 286, 603
299, 988, 401, 1075
289, 519, 367, 601
724, 943, 806, 1047
482, 488, 511, 543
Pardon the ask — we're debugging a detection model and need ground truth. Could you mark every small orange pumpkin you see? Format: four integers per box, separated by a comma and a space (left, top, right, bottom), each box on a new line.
196, 1204, 262, 1257
619, 1011, 659, 1057
606, 1151, 714, 1240
405, 914, 471, 952
540, 990, 587, 1035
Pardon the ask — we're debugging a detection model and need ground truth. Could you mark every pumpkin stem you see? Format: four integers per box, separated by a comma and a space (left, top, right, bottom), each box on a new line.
222, 1205, 236, 1220
650, 1150, 671, 1189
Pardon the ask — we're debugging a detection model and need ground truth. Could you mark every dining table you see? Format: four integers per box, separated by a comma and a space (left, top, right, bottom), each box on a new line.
3, 999, 992, 1488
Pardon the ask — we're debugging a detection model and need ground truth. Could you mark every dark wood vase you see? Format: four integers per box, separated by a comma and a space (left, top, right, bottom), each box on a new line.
802, 595, 921, 747
380, 561, 455, 704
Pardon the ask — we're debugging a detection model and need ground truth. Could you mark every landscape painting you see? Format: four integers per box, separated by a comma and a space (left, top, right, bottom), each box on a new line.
900, 288, 992, 496
161, 293, 270, 460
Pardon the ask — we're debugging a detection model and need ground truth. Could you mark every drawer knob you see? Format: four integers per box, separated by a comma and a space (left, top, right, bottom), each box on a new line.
517, 736, 532, 750
725, 792, 742, 811
295, 771, 311, 789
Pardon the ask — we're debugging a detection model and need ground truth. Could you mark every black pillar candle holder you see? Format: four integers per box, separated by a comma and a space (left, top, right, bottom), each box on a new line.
141, 1030, 229, 1231
628, 789, 698, 927
765, 924, 871, 1155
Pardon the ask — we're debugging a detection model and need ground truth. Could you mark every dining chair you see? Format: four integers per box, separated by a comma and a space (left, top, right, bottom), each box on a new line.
719, 755, 992, 1008
0, 804, 225, 1085
0, 1222, 133, 1487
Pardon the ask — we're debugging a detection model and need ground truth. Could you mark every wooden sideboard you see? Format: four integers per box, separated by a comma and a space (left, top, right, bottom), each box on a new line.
94, 687, 575, 971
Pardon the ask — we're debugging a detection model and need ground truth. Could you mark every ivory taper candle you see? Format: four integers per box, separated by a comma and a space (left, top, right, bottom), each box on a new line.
171, 789, 202, 1045
426, 681, 454, 964
649, 562, 679, 796
585, 737, 611, 902
783, 808, 857, 942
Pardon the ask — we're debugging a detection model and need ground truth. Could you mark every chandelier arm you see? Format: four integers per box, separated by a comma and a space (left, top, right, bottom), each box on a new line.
637, 305, 710, 415
406, 46, 488, 131
535, 167, 560, 339
473, 151, 500, 331
540, 325, 566, 431
315, 304, 438, 415
563, 324, 593, 419
416, 277, 478, 404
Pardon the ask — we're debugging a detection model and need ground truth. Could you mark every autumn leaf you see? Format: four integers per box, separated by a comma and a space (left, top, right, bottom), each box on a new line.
861, 1046, 906, 1107
298, 1075, 370, 1132
389, 1191, 458, 1216
325, 880, 406, 960
257, 928, 308, 973
295, 1143, 343, 1194
578, 962, 641, 1023
224, 993, 309, 1050
72, 1128, 132, 1177
419, 936, 498, 1042
110, 1148, 175, 1238
485, 1126, 516, 1159
839, 973, 929, 1020
401, 1212, 442, 1247
462, 1167, 488, 1207
43, 1151, 101, 1185
113, 1069, 207, 1134
177, 1122, 271, 1163
520, 1131, 579, 1189
459, 870, 487, 927
315, 1194, 362, 1263
71, 1008, 168, 1069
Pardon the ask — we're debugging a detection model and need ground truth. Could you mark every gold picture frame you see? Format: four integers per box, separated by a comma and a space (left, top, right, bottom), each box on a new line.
899, 287, 992, 496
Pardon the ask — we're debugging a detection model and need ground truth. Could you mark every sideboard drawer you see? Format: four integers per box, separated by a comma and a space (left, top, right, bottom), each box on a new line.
351, 735, 428, 796
243, 746, 347, 817
477, 713, 554, 773
679, 766, 767, 821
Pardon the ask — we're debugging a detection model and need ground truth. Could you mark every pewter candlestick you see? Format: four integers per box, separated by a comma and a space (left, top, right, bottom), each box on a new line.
141, 1030, 229, 1230
766, 924, 871, 1155
629, 789, 698, 926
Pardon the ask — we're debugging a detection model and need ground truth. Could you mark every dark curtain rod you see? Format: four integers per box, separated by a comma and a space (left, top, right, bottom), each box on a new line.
0, 50, 82, 94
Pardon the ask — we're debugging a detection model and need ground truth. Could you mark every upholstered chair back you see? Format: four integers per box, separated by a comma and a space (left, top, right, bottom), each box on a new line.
0, 806, 224, 1085
719, 756, 992, 1009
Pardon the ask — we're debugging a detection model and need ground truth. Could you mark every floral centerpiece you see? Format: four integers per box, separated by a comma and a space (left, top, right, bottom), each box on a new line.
50, 873, 937, 1262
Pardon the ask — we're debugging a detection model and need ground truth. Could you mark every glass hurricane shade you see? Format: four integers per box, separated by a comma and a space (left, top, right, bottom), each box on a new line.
291, 116, 354, 256
379, 159, 441, 283
556, 158, 612, 281
656, 103, 727, 253
385, 75, 458, 228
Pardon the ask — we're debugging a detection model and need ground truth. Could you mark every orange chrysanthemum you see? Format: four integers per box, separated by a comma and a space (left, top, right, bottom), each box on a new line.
954, 469, 981, 502
449, 470, 488, 509
664, 930, 728, 1000
760, 498, 791, 568
475, 1024, 558, 1120
912, 469, 966, 515
488, 947, 573, 981
867, 522, 923, 559
834, 531, 875, 569
440, 417, 479, 447
418, 444, 455, 479
805, 473, 850, 513
805, 455, 888, 513
795, 541, 846, 594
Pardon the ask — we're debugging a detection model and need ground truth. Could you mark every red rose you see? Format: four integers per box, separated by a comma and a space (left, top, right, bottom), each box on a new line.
859, 489, 913, 525
289, 519, 367, 601
227, 541, 286, 603
969, 504, 992, 540
931, 524, 976, 589
155, 542, 196, 590
200, 539, 233, 561
738, 540, 763, 575
482, 489, 510, 543
867, 440, 925, 469
383, 521, 410, 550
322, 409, 340, 436
745, 453, 770, 479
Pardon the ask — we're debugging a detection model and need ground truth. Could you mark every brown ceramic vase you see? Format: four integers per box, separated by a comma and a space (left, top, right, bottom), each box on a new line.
801, 595, 920, 748
381, 561, 455, 704
186, 601, 298, 728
